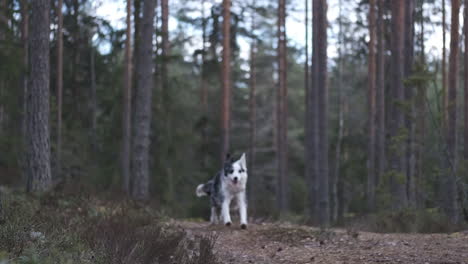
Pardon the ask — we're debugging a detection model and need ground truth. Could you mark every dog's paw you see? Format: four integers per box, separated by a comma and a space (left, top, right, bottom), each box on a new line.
225, 222, 232, 227
240, 224, 247, 230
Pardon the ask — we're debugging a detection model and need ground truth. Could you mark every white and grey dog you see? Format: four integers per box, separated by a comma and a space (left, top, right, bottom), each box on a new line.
196, 153, 248, 229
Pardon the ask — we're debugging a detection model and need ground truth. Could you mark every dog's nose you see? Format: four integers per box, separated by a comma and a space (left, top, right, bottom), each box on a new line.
233, 177, 238, 182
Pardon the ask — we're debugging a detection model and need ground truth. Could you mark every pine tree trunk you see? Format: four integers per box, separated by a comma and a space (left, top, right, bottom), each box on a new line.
415, 0, 426, 208
375, 0, 385, 192
248, 1, 257, 210
315, 0, 329, 226
442, 0, 448, 131
131, 0, 156, 200
464, 0, 468, 163
56, 0, 63, 179
200, 0, 208, 170
444, 0, 460, 224
276, 0, 288, 213
307, 0, 319, 223
404, 0, 416, 208
331, 0, 343, 223
122, 0, 132, 194
367, 0, 377, 212
26, 0, 52, 193
389, 0, 407, 209
90, 38, 97, 152
221, 0, 231, 162
20, 0, 29, 184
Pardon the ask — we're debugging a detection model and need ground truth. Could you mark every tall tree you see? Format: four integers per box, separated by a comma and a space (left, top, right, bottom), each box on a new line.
404, 0, 416, 208
56, 0, 64, 178
375, 0, 385, 192
444, 0, 460, 224
389, 0, 407, 209
122, 0, 132, 193
276, 0, 288, 213
131, 0, 156, 200
367, 0, 377, 212
331, 0, 344, 222
26, 0, 52, 192
221, 0, 231, 162
308, 0, 329, 225
248, 0, 257, 208
442, 0, 448, 129
464, 0, 468, 163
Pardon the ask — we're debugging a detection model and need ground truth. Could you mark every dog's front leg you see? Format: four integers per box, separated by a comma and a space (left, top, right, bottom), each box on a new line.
210, 207, 219, 224
237, 192, 248, 229
221, 197, 232, 226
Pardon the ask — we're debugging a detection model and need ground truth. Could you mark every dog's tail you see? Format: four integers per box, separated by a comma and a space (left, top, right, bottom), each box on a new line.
196, 184, 207, 197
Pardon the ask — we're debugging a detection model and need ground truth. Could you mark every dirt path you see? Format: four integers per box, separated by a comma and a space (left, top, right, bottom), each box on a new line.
175, 220, 468, 264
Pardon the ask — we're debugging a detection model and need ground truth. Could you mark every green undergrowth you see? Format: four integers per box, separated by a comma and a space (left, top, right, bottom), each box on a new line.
0, 188, 218, 264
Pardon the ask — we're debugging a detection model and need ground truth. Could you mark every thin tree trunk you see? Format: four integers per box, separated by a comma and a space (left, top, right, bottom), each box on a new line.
331, 0, 343, 223
56, 0, 63, 179
0, 0, 5, 133
122, 0, 132, 194
367, 0, 377, 212
443, 0, 448, 131
444, 0, 460, 224
415, 0, 426, 208
90, 38, 97, 152
315, 0, 329, 226
404, 0, 416, 208
131, 0, 156, 200
20, 0, 29, 188
248, 0, 257, 210
26, 0, 52, 193
221, 0, 231, 162
200, 0, 208, 170
464, 0, 468, 163
276, 0, 288, 213
389, 0, 407, 209
307, 0, 319, 223
375, 0, 385, 191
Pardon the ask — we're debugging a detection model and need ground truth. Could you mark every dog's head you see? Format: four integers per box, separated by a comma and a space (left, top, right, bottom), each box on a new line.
223, 153, 248, 186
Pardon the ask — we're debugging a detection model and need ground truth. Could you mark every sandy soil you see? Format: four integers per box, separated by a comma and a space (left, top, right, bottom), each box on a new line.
175, 220, 468, 264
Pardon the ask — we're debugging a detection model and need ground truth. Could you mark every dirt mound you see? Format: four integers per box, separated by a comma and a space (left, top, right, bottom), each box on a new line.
175, 221, 468, 264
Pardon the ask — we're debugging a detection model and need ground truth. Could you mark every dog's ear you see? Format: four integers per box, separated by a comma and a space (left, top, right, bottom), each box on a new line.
225, 153, 232, 163
239, 153, 246, 168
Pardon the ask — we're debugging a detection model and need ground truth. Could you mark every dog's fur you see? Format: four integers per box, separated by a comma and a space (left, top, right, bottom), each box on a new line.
196, 153, 248, 229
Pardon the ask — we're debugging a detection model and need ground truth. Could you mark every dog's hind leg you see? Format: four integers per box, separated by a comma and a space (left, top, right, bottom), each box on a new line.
237, 192, 248, 229
210, 207, 219, 224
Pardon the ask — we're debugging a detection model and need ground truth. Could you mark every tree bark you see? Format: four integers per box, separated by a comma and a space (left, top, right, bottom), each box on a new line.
375, 0, 385, 192
444, 0, 460, 224
276, 0, 288, 213
307, 0, 319, 223
404, 0, 416, 208
221, 0, 231, 162
248, 0, 257, 210
464, 0, 468, 163
20, 0, 29, 186
131, 0, 156, 200
415, 0, 426, 208
122, 0, 132, 193
331, 0, 343, 223
26, 0, 52, 193
56, 0, 63, 179
367, 0, 377, 212
389, 0, 407, 209
443, 0, 448, 131
313, 0, 329, 226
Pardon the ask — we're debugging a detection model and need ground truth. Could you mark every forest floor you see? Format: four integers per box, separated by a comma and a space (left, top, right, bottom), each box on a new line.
175, 220, 468, 264
1, 187, 468, 263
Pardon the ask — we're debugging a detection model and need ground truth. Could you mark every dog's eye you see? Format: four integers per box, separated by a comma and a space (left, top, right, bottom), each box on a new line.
229, 169, 234, 174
